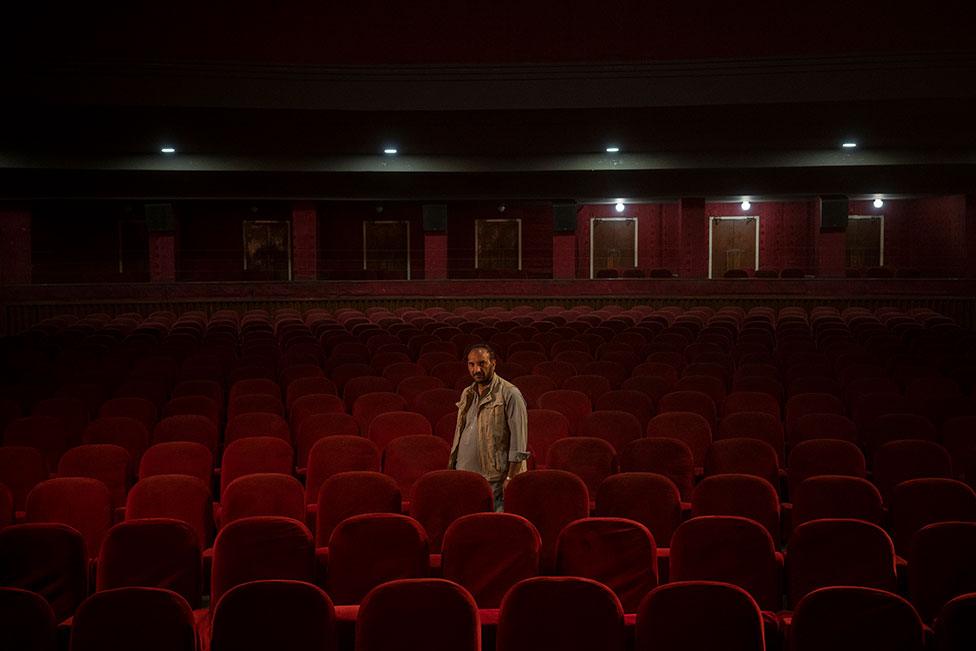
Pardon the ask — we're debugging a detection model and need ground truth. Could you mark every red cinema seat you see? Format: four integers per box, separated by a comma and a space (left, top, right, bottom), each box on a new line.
96, 519, 201, 608
546, 437, 617, 497
669, 516, 781, 611
785, 518, 897, 608
225, 412, 292, 445
562, 374, 612, 405
126, 475, 213, 552
356, 578, 478, 651
526, 409, 570, 469
69, 587, 196, 651
646, 411, 712, 470
441, 512, 540, 608
219, 437, 294, 496
790, 412, 858, 446
556, 517, 658, 612
787, 439, 866, 497
0, 523, 88, 622
343, 376, 396, 413
353, 392, 408, 432
57, 444, 131, 509
704, 438, 780, 488
368, 411, 433, 450
0, 446, 48, 514
151, 415, 217, 452
26, 477, 112, 560
578, 410, 643, 453
98, 397, 158, 432
304, 437, 381, 509
163, 395, 219, 426
219, 473, 305, 527
0, 586, 57, 651
410, 470, 493, 553
692, 473, 780, 542
31, 396, 89, 443
890, 478, 976, 556
872, 439, 953, 500
288, 393, 344, 433
634, 581, 765, 651
619, 438, 695, 501
790, 586, 924, 651
595, 472, 682, 548
909, 521, 976, 624
138, 441, 213, 485
594, 390, 655, 428
785, 392, 845, 443
511, 375, 557, 409
504, 470, 589, 573
325, 513, 429, 605
227, 393, 284, 421
495, 577, 625, 651
935, 592, 976, 651
3, 416, 71, 472
537, 390, 591, 436
382, 435, 450, 504
314, 471, 402, 548
791, 476, 884, 527
210, 580, 336, 651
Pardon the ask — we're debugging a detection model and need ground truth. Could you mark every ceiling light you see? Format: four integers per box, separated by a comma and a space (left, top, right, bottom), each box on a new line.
160, 147, 176, 154
842, 142, 858, 149
741, 200, 751, 210
605, 146, 620, 153
873, 198, 884, 208
614, 202, 625, 213
383, 148, 398, 155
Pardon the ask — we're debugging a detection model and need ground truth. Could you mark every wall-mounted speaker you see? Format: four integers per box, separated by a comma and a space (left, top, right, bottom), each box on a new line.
553, 202, 578, 233
145, 203, 176, 232
422, 204, 448, 232
819, 195, 849, 232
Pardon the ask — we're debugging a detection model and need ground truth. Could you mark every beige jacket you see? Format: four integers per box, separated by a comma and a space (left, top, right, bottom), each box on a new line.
448, 373, 530, 482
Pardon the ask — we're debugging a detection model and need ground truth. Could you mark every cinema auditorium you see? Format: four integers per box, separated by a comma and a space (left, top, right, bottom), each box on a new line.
2, 4, 975, 650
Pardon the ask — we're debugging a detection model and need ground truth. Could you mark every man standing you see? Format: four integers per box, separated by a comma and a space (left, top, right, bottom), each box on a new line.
448, 343, 529, 511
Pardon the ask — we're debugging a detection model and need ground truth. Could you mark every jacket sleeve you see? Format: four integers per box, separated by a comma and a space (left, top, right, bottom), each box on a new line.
505, 386, 530, 465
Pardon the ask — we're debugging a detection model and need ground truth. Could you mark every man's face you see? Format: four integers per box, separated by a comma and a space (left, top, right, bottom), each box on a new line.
467, 348, 496, 385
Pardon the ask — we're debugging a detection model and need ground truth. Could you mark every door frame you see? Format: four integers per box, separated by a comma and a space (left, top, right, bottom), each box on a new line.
848, 214, 885, 267
708, 215, 760, 279
590, 216, 638, 279
363, 220, 411, 280
474, 218, 522, 271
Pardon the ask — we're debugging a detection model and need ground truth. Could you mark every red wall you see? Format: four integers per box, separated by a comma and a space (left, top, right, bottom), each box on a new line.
577, 203, 681, 278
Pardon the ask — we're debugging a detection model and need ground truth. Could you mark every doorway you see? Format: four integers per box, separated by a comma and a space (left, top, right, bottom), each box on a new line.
590, 217, 638, 278
709, 216, 759, 278
846, 215, 884, 269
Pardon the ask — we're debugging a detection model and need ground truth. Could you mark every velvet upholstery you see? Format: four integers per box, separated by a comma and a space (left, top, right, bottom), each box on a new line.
26, 477, 112, 559
717, 411, 785, 465
396, 376, 446, 408
98, 397, 158, 432
315, 472, 402, 546
869, 413, 939, 452
545, 437, 617, 495
228, 378, 280, 402
787, 439, 866, 497
227, 393, 285, 421
504, 470, 589, 573
532, 361, 577, 389
790, 586, 925, 651
784, 392, 846, 442
785, 518, 897, 608
343, 376, 397, 413
595, 472, 682, 547
441, 512, 540, 608
722, 391, 780, 419
890, 478, 976, 555
126, 475, 213, 552
210, 580, 337, 651
356, 579, 479, 651
556, 517, 658, 612
381, 435, 449, 501
621, 375, 676, 406
224, 412, 292, 445
526, 409, 570, 469
163, 395, 220, 426
669, 515, 781, 611
791, 475, 884, 527
562, 375, 612, 406
703, 439, 780, 487
289, 393, 344, 433
872, 440, 953, 499
496, 577, 625, 651
326, 513, 429, 605
0, 445, 48, 511
211, 516, 314, 610
536, 390, 592, 435
412, 388, 462, 430
369, 411, 434, 450
511, 374, 557, 409
220, 473, 306, 527
411, 470, 493, 553
138, 441, 213, 485
635, 581, 764, 651
657, 391, 717, 432
593, 390, 655, 427
907, 522, 976, 623
151, 414, 218, 452
2, 416, 71, 471
692, 474, 780, 541
0, 524, 88, 622
619, 437, 695, 501
295, 412, 360, 469
578, 410, 643, 453
286, 376, 339, 408
219, 436, 294, 495
645, 411, 712, 468
305, 437, 382, 506
0, 587, 57, 651
57, 444, 131, 509
70, 587, 196, 651
31, 397, 89, 444
935, 592, 976, 651
96, 518, 202, 608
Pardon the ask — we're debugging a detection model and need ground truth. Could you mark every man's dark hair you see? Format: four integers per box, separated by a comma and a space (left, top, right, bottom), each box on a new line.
464, 342, 497, 360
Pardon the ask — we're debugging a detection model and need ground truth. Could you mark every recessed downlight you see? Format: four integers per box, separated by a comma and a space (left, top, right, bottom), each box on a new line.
873, 198, 884, 208
614, 201, 625, 213
160, 147, 176, 154
842, 142, 858, 149
741, 200, 751, 210
383, 148, 398, 155
605, 146, 620, 153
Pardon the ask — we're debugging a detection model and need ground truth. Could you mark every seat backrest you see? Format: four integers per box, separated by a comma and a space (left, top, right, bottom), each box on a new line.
0, 523, 88, 622
703, 438, 780, 488
790, 412, 859, 446
619, 438, 695, 501
555, 517, 657, 612
356, 578, 478, 651
791, 475, 884, 527
496, 577, 625, 651
595, 472, 682, 547
70, 587, 196, 651
787, 439, 866, 496
211, 516, 314, 609
441, 512, 540, 608
126, 475, 212, 552
224, 412, 292, 445
504, 470, 589, 573
220, 473, 306, 527
26, 477, 112, 559
536, 390, 592, 435
0, 446, 48, 512
305, 436, 381, 506
138, 442, 212, 485
785, 392, 845, 440
634, 581, 764, 651
786, 518, 897, 608
935, 592, 976, 651
210, 579, 336, 651
908, 521, 976, 623
368, 411, 433, 450
96, 518, 201, 608
410, 470, 493, 553
151, 414, 217, 452
578, 410, 643, 453
790, 586, 925, 651
526, 409, 570, 468
872, 439, 953, 499
545, 437, 618, 496
657, 391, 717, 431
382, 435, 450, 501
2, 416, 71, 471
669, 515, 781, 611
716, 411, 785, 465
220, 436, 294, 495
98, 397, 158, 432
646, 411, 712, 468
691, 474, 780, 542
326, 513, 429, 605
315, 471, 402, 546
56, 444, 131, 509
0, 586, 57, 651
890, 478, 976, 556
